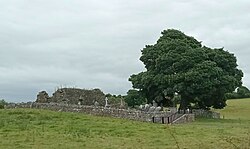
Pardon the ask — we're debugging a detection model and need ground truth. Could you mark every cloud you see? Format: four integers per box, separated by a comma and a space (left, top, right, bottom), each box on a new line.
0, 0, 249, 102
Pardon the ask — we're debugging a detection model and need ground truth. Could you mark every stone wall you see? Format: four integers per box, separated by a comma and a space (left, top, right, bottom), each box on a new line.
5, 102, 174, 123
192, 109, 220, 119
6, 103, 219, 124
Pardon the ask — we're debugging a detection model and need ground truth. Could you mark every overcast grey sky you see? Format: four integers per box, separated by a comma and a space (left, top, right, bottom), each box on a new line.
0, 0, 250, 102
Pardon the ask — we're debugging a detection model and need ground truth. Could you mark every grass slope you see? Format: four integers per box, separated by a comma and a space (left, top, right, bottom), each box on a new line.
218, 98, 250, 120
0, 99, 250, 149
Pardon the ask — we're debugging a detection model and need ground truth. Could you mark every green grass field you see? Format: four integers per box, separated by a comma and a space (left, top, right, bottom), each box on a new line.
0, 99, 250, 149
217, 98, 250, 120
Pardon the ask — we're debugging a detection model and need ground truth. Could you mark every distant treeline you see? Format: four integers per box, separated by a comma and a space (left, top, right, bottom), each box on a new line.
225, 86, 250, 99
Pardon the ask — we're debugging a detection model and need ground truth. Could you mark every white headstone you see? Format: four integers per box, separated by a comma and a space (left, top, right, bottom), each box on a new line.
94, 101, 99, 107
105, 97, 109, 107
152, 100, 158, 107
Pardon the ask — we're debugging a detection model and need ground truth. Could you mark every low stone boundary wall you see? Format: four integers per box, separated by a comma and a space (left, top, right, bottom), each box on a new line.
5, 103, 219, 123
5, 102, 174, 123
172, 114, 195, 124
192, 109, 220, 119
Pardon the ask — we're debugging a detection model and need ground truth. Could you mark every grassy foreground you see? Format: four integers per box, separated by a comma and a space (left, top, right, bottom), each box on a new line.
0, 99, 250, 149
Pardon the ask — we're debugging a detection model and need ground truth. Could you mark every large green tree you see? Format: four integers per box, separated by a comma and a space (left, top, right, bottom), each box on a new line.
129, 29, 243, 109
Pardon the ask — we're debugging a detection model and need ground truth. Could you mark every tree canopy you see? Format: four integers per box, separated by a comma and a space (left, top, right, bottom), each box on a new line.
129, 29, 243, 109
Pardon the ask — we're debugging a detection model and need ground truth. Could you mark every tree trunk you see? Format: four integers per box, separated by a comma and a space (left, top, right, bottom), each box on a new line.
179, 94, 187, 110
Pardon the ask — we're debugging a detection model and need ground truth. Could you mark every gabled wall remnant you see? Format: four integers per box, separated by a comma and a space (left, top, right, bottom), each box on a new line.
36, 88, 106, 106
36, 91, 50, 103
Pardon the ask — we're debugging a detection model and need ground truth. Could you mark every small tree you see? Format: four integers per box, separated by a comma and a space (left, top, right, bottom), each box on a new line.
125, 89, 146, 108
0, 99, 7, 109
105, 94, 124, 106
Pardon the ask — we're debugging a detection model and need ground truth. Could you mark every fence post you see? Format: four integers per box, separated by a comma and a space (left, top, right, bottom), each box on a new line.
162, 117, 164, 124
152, 117, 155, 123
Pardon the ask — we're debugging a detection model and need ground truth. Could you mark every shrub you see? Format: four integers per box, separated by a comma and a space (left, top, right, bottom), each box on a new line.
0, 99, 7, 109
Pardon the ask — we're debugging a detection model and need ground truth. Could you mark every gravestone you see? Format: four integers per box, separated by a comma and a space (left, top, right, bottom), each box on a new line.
105, 97, 109, 108
120, 98, 126, 109
139, 104, 144, 110
148, 106, 156, 113
78, 95, 83, 105
144, 103, 151, 112
94, 101, 99, 107
154, 106, 162, 112
152, 100, 158, 107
